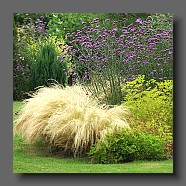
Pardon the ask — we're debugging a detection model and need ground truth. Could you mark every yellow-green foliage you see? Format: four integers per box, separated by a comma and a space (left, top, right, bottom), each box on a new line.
122, 75, 173, 155
14, 84, 129, 157
88, 128, 167, 164
19, 35, 71, 65
43, 36, 70, 58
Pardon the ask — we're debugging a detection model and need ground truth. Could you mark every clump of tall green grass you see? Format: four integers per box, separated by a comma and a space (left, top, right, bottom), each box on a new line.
14, 84, 129, 157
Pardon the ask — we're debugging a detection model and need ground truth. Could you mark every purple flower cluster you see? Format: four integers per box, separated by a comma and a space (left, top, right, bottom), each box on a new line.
14, 57, 31, 79
34, 18, 47, 34
66, 15, 173, 83
22, 15, 48, 37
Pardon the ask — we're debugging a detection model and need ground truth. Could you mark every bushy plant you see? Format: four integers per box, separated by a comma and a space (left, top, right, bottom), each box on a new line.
88, 128, 167, 164
65, 14, 173, 105
30, 40, 68, 89
14, 84, 130, 157
122, 75, 173, 156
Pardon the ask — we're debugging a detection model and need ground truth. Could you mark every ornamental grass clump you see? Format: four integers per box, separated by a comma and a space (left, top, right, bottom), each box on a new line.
14, 84, 129, 157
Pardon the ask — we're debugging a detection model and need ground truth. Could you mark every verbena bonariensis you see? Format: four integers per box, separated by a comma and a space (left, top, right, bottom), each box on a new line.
64, 14, 173, 105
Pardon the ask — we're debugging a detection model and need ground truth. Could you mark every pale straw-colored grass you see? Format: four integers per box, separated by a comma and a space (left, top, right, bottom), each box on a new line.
14, 84, 130, 156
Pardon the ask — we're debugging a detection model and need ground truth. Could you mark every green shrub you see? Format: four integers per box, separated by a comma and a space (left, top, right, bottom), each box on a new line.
30, 40, 68, 90
122, 75, 173, 156
88, 128, 167, 164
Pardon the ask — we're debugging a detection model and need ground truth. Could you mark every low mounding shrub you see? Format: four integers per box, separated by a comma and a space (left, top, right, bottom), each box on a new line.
122, 75, 173, 156
88, 128, 167, 164
14, 84, 129, 157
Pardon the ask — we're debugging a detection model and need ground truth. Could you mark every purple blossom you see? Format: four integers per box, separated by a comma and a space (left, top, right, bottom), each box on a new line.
135, 18, 142, 24
123, 30, 129, 34
119, 51, 125, 55
155, 34, 163, 38
112, 28, 117, 32
66, 46, 73, 52
83, 72, 87, 80
57, 55, 63, 59
143, 61, 149, 65
130, 27, 136, 32
152, 48, 157, 51
94, 18, 99, 21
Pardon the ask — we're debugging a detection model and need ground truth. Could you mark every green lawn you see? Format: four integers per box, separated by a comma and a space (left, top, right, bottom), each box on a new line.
13, 101, 173, 173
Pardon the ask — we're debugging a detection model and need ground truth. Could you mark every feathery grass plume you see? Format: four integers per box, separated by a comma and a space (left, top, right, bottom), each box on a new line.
14, 84, 130, 157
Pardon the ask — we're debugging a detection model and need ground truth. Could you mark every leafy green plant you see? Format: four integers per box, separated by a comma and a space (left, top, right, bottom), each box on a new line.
122, 75, 173, 156
30, 40, 68, 89
88, 128, 167, 164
